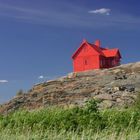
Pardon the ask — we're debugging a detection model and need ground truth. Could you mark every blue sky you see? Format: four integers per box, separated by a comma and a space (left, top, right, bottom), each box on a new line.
0, 0, 140, 103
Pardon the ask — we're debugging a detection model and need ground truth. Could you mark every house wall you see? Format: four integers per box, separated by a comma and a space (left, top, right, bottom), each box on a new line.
101, 56, 120, 69
73, 44, 100, 72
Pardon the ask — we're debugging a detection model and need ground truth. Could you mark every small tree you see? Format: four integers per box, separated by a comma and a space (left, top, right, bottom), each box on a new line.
16, 89, 24, 96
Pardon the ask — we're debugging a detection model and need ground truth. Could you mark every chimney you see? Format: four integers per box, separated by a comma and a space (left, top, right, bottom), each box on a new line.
94, 40, 101, 47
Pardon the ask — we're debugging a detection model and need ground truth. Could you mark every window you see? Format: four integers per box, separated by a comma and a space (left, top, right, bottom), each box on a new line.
111, 59, 114, 66
85, 60, 88, 65
100, 60, 103, 67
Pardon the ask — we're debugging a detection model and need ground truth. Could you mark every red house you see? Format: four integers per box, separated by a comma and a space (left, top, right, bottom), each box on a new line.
72, 39, 121, 72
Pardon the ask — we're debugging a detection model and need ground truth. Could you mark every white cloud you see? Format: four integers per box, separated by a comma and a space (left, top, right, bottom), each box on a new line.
38, 75, 61, 81
0, 3, 139, 30
38, 75, 44, 79
88, 8, 111, 15
0, 80, 8, 83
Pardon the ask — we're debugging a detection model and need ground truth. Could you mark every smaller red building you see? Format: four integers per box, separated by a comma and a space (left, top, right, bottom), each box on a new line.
72, 39, 121, 72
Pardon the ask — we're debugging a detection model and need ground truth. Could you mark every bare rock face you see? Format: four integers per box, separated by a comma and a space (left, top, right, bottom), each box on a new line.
0, 62, 140, 114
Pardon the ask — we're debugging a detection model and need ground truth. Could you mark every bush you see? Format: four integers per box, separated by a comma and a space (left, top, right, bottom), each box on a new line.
16, 89, 24, 96
84, 99, 99, 113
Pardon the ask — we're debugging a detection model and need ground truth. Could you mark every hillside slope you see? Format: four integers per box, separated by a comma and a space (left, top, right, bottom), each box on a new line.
0, 62, 140, 114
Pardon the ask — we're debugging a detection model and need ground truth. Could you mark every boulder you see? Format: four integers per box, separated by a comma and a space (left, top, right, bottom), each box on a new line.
94, 94, 113, 100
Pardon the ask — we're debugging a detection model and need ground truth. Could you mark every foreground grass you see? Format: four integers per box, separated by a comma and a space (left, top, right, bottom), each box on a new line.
0, 100, 140, 140
1, 129, 140, 140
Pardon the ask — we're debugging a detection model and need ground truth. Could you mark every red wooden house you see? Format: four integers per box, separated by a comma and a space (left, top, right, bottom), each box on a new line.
72, 39, 121, 72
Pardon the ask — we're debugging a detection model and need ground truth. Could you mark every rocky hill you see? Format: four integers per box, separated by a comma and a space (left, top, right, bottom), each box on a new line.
0, 62, 140, 114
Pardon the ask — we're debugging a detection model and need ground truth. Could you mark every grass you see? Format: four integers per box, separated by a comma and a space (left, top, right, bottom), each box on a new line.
1, 129, 140, 140
1, 99, 140, 139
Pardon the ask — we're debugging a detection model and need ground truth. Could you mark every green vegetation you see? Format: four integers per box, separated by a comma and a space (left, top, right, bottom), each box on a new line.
1, 99, 140, 140
16, 89, 24, 96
